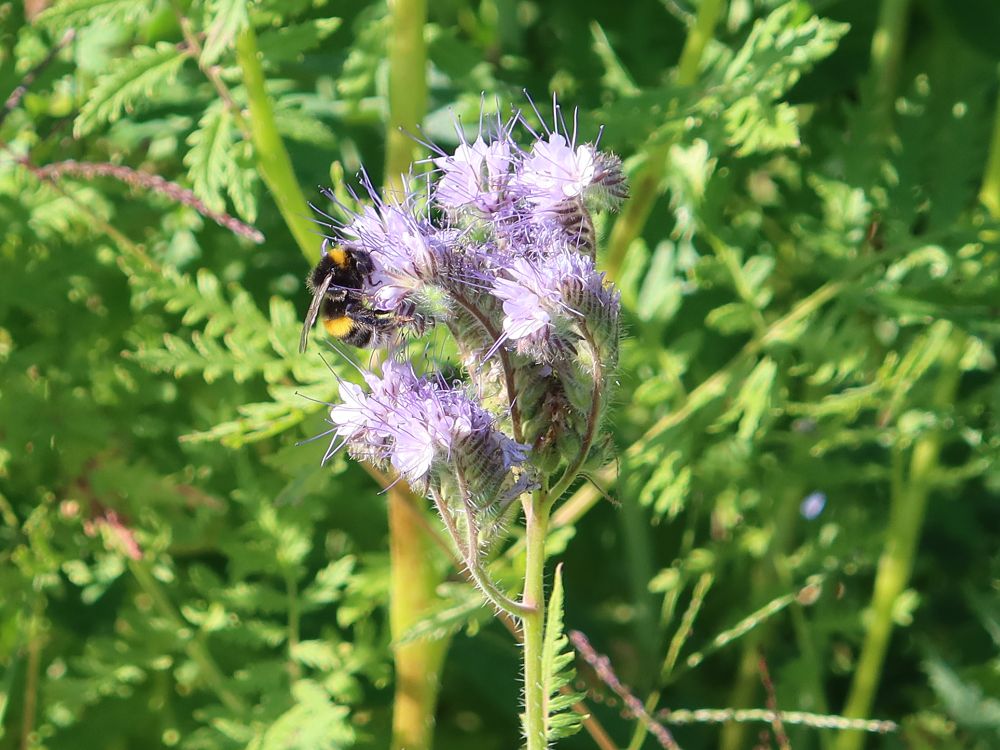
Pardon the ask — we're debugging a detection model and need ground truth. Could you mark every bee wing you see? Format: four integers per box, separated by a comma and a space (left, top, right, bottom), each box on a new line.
299, 273, 333, 353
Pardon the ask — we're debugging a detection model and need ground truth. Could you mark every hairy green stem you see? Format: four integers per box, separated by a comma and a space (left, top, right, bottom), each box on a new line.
605, 0, 725, 280
235, 27, 318, 264
522, 487, 551, 750
834, 328, 963, 750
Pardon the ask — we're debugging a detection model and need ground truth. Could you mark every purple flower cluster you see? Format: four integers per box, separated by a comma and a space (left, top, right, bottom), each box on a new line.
331, 360, 528, 496
321, 99, 626, 521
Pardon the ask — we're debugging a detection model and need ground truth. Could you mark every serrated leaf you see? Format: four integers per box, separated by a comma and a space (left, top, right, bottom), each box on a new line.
75, 43, 189, 137
716, 356, 780, 441
228, 143, 259, 222
254, 680, 354, 750
201, 0, 249, 65
36, 0, 151, 31
185, 103, 236, 213
704, 5, 850, 156
539, 564, 583, 742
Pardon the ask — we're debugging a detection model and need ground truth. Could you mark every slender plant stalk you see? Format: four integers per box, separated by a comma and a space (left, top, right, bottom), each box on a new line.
284, 571, 302, 681
521, 487, 552, 750
866, 0, 911, 139
720, 483, 815, 750
605, 0, 725, 280
980, 77, 1000, 218
834, 329, 963, 750
385, 0, 428, 199
129, 560, 248, 714
19, 593, 43, 750
380, 3, 449, 750
234, 27, 318, 264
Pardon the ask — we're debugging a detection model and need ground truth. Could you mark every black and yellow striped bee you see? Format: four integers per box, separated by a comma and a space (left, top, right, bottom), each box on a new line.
299, 241, 407, 353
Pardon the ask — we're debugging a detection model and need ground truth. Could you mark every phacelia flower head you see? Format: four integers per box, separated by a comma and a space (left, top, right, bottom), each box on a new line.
312, 95, 628, 555
491, 244, 618, 362
328, 359, 528, 501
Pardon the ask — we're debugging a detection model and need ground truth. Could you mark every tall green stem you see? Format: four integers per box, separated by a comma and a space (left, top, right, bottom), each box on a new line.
388, 486, 447, 750
605, 0, 725, 280
385, 0, 428, 198
129, 560, 248, 714
381, 3, 445, 750
866, 0, 911, 139
522, 488, 551, 750
979, 76, 1000, 219
834, 329, 963, 750
235, 27, 318, 264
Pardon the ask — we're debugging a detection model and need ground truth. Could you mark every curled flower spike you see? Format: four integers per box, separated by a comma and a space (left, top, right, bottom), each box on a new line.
328, 359, 529, 498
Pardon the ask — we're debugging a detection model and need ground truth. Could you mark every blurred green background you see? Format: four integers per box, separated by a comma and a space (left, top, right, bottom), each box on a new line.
1, 0, 999, 748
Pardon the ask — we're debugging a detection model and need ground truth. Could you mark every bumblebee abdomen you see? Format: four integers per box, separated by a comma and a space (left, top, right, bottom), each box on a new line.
323, 315, 356, 339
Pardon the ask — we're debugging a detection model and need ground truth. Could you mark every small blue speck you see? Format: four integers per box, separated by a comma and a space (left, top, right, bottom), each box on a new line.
800, 492, 827, 520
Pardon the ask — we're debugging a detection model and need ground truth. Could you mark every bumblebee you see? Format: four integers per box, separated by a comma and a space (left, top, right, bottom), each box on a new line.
299, 241, 409, 353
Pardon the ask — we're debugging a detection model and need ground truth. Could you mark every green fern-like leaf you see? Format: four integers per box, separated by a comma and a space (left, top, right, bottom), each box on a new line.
250, 680, 355, 750
925, 657, 1000, 732
201, 0, 250, 65
540, 564, 583, 742
36, 0, 152, 31
257, 18, 343, 65
704, 5, 850, 155
185, 103, 237, 213
75, 43, 190, 137
396, 584, 491, 645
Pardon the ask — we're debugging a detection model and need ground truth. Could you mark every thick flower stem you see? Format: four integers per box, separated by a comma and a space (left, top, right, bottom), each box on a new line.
522, 488, 551, 750
388, 486, 447, 750
866, 0, 911, 139
834, 328, 963, 750
385, 0, 428, 199
382, 3, 444, 750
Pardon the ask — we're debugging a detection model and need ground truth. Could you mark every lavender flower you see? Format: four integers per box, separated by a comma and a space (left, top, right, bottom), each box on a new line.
512, 133, 597, 210
491, 245, 619, 362
434, 135, 513, 215
329, 359, 528, 500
